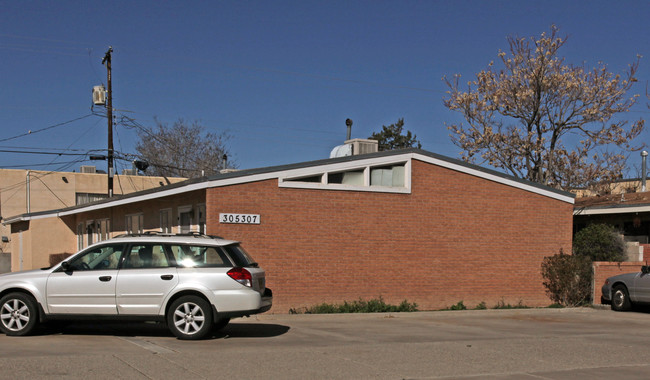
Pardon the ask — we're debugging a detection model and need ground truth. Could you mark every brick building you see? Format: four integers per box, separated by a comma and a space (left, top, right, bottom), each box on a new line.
3, 149, 574, 312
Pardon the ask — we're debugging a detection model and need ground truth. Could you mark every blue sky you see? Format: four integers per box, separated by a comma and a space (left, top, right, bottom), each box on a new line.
1, 1, 648, 175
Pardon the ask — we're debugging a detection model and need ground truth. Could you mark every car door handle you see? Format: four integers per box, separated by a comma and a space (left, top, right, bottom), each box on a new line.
99, 276, 112, 282
161, 275, 174, 280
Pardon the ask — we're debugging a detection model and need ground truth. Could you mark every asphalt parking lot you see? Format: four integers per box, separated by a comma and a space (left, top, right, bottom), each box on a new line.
1, 307, 649, 379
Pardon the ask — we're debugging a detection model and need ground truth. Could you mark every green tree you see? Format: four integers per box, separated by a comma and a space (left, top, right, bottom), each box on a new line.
443, 26, 644, 191
369, 118, 422, 151
573, 223, 625, 262
134, 118, 233, 178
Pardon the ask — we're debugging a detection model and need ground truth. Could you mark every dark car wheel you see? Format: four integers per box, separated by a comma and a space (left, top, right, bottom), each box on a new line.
0, 292, 39, 336
611, 285, 632, 311
167, 296, 213, 340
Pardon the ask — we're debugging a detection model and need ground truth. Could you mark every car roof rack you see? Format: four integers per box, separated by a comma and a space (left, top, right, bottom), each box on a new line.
112, 232, 224, 239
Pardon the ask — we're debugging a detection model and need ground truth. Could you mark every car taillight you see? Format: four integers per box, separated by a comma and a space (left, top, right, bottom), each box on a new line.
227, 267, 252, 287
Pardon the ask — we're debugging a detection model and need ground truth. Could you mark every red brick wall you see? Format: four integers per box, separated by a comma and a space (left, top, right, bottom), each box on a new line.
206, 159, 573, 313
593, 261, 644, 303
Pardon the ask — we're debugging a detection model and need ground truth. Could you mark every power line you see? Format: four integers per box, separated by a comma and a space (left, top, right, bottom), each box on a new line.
0, 114, 96, 143
0, 149, 96, 156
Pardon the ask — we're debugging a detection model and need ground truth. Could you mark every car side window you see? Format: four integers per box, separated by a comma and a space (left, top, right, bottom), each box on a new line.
168, 244, 231, 268
68, 244, 124, 271
124, 244, 170, 268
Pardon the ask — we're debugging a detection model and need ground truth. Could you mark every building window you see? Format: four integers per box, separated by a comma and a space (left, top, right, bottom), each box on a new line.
370, 165, 405, 187
160, 209, 172, 233
279, 160, 409, 193
125, 213, 143, 234
328, 170, 365, 185
76, 193, 108, 205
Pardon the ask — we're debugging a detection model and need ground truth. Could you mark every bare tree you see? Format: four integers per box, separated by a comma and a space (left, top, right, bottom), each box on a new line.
135, 118, 233, 178
443, 26, 645, 191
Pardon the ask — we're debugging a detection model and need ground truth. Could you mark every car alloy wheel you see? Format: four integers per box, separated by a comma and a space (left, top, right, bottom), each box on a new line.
168, 295, 213, 340
0, 293, 38, 336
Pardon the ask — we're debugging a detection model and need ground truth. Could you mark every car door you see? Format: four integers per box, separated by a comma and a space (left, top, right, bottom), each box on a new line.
46, 244, 124, 315
115, 243, 178, 315
632, 271, 650, 302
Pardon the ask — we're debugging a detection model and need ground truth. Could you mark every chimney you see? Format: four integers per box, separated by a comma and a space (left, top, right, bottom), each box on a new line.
642, 151, 648, 192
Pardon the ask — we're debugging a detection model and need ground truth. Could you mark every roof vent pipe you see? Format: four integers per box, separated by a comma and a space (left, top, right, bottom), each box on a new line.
345, 118, 353, 141
642, 151, 648, 192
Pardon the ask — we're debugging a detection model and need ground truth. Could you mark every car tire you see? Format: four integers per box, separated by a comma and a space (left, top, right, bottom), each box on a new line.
212, 317, 230, 332
167, 296, 213, 340
611, 285, 632, 311
0, 292, 39, 336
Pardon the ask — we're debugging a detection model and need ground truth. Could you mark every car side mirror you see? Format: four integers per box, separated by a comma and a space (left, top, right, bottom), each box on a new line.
60, 261, 71, 272
642, 266, 649, 275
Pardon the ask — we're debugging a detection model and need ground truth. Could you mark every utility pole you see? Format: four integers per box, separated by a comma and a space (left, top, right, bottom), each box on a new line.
102, 47, 114, 197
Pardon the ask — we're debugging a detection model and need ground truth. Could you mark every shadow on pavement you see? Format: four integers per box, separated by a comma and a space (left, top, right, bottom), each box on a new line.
34, 320, 290, 340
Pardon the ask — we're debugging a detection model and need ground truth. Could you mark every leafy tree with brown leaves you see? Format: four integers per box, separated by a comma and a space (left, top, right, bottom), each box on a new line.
369, 118, 422, 151
135, 118, 232, 178
443, 26, 644, 191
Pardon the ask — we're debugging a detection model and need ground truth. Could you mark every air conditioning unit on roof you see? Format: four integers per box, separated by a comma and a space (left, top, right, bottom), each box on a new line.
80, 165, 97, 174
345, 138, 379, 155
122, 169, 137, 175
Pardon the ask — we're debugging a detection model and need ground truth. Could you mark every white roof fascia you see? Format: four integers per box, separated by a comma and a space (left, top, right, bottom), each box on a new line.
414, 154, 575, 204
574, 205, 650, 215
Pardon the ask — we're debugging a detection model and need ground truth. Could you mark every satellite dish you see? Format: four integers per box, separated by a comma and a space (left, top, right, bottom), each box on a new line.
330, 144, 353, 158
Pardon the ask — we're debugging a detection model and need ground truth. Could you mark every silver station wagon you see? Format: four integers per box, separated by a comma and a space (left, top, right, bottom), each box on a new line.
0, 233, 272, 340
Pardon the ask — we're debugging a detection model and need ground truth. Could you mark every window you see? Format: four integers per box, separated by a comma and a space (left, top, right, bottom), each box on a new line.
124, 244, 169, 268
168, 244, 231, 268
328, 170, 364, 185
285, 174, 323, 183
370, 164, 405, 187
76, 193, 108, 205
279, 160, 409, 193
160, 209, 172, 233
125, 213, 143, 234
67, 244, 124, 271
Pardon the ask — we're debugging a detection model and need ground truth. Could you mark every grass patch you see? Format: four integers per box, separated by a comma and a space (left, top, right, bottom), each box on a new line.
289, 297, 418, 314
493, 299, 530, 309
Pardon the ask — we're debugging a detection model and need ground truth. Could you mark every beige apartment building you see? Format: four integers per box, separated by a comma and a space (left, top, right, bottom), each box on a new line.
0, 166, 185, 272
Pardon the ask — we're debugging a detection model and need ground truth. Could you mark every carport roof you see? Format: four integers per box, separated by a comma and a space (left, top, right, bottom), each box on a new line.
3, 148, 574, 224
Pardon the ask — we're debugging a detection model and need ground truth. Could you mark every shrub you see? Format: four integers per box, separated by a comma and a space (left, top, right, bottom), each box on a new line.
573, 223, 625, 262
445, 301, 467, 310
474, 301, 487, 310
541, 250, 592, 306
